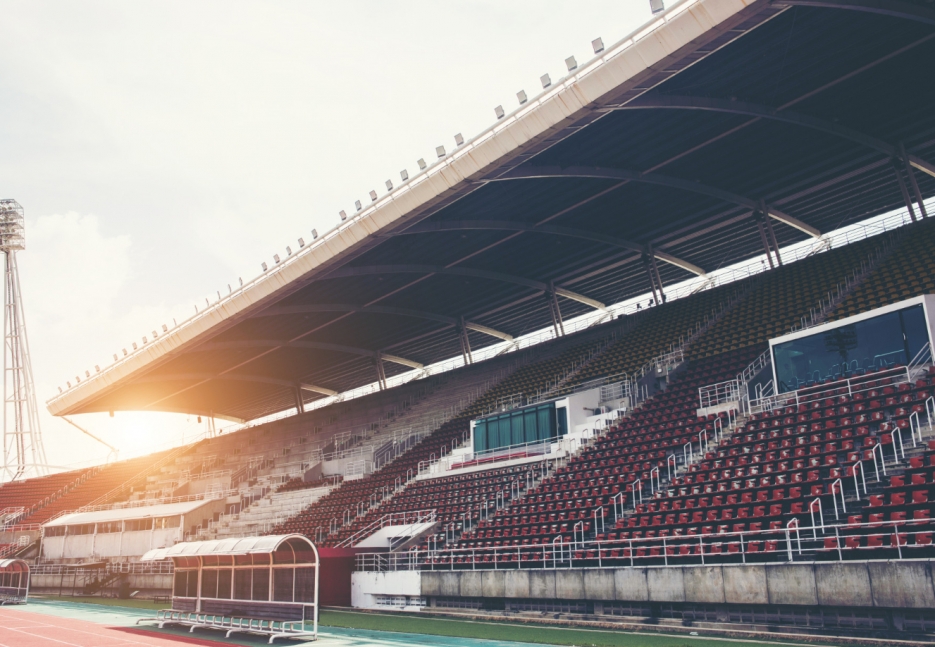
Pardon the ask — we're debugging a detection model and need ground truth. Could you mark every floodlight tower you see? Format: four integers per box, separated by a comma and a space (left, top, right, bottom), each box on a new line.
0, 200, 47, 481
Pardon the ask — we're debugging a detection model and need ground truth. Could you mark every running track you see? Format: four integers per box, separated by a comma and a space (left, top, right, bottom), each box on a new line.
0, 607, 233, 647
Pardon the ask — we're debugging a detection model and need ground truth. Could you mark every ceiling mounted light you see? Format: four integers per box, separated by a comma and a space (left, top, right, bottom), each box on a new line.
385, 179, 393, 191
339, 210, 347, 221
298, 237, 305, 248
436, 145, 446, 158
273, 254, 281, 264
516, 90, 527, 104
592, 37, 604, 54
162, 324, 168, 333
369, 190, 377, 201
311, 229, 318, 239
540, 73, 551, 89
400, 169, 409, 182
650, 0, 664, 14
494, 105, 505, 119
565, 56, 577, 72
417, 158, 427, 170
261, 261, 268, 271
132, 342, 138, 350
95, 365, 100, 373
85, 370, 90, 378
122, 348, 128, 356
454, 133, 464, 146
355, 200, 362, 211
286, 245, 292, 256
113, 353, 118, 361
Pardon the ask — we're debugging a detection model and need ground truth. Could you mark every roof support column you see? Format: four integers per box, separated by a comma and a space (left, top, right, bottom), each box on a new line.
374, 355, 388, 391
293, 385, 305, 414
547, 282, 565, 337
760, 200, 783, 266
642, 250, 664, 305
892, 158, 919, 222
755, 214, 776, 270
458, 317, 473, 365
900, 142, 928, 219
648, 247, 667, 303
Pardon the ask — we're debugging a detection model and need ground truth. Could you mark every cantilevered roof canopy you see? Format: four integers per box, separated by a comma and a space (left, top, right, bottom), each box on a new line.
47, 0, 935, 422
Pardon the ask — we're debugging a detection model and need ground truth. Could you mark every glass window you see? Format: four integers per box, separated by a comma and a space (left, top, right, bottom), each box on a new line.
773, 304, 931, 393
556, 407, 568, 437
186, 570, 198, 598
294, 567, 316, 603
234, 569, 252, 600
202, 569, 218, 599
473, 421, 487, 452
217, 569, 232, 599
510, 412, 524, 446
273, 568, 294, 602
523, 410, 538, 443
537, 405, 554, 441
173, 571, 189, 597
252, 568, 270, 601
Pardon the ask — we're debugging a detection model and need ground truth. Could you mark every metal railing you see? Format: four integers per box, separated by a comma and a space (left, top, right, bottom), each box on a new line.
335, 509, 437, 549
354, 517, 935, 572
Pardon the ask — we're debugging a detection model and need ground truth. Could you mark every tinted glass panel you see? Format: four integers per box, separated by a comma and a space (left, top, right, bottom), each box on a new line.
202, 569, 218, 599
273, 568, 294, 602
773, 305, 930, 393
252, 568, 270, 601
234, 569, 252, 600
217, 569, 232, 599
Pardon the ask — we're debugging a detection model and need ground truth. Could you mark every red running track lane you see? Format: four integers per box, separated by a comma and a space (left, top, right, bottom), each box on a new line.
0, 607, 233, 647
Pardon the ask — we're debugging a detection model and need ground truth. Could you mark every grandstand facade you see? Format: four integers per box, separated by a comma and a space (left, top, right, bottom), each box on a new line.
4, 0, 935, 641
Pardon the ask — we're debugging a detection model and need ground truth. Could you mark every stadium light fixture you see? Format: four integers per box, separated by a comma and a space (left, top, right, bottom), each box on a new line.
417, 158, 427, 170
286, 246, 292, 256
227, 284, 231, 293
132, 342, 138, 351
85, 370, 90, 378
592, 37, 604, 54
454, 133, 464, 146
261, 261, 269, 271
142, 336, 148, 344
650, 0, 664, 14
66, 381, 71, 388
517, 90, 527, 105
113, 354, 118, 362
58, 386, 62, 393
311, 229, 318, 239
237, 279, 242, 288
95, 365, 100, 373
541, 73, 551, 89
273, 254, 281, 264
339, 210, 347, 221
369, 190, 377, 201
75, 375, 80, 383
400, 169, 409, 182
122, 348, 128, 356
298, 237, 305, 248
494, 105, 505, 119
436, 145, 446, 158
565, 56, 577, 72
355, 200, 362, 211
385, 179, 393, 191
162, 324, 168, 333
152, 329, 158, 339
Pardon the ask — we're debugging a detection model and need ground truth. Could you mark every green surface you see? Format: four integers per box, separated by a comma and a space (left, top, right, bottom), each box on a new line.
320, 609, 828, 647
31, 594, 166, 610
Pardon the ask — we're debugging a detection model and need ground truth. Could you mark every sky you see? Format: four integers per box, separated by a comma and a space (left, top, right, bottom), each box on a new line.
0, 1, 655, 474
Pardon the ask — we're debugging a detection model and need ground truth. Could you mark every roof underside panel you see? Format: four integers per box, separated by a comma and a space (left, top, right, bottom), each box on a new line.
49, 1, 935, 421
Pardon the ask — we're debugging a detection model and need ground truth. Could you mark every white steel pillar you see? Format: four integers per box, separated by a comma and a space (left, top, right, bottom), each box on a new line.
1, 200, 48, 481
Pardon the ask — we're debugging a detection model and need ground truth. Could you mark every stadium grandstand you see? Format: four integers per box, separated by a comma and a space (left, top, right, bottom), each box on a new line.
5, 0, 935, 643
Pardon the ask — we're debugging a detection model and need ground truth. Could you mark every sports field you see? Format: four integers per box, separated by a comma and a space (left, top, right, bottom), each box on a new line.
0, 598, 845, 647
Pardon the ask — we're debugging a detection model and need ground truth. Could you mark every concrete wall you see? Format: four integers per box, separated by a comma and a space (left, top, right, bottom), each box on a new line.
419, 561, 935, 610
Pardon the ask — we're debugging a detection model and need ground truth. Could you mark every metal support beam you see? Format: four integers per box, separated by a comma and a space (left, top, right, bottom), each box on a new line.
458, 317, 473, 365
612, 95, 935, 179
756, 219, 775, 270
374, 355, 387, 391
900, 142, 929, 219
196, 339, 424, 370
761, 199, 783, 266
325, 264, 606, 313
300, 383, 338, 397
647, 247, 666, 303
892, 159, 918, 223
492, 166, 821, 238
391, 220, 706, 277
548, 282, 565, 337
254, 303, 513, 342
642, 253, 660, 305
293, 385, 305, 414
